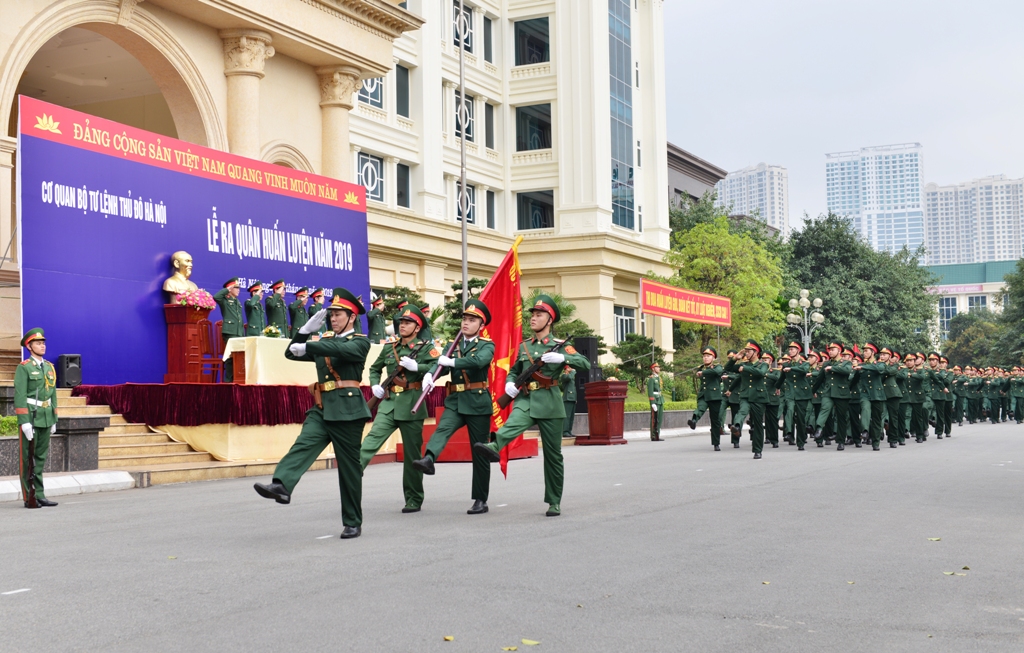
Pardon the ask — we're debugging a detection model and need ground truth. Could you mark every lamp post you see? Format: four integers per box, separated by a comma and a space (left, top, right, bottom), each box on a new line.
786, 289, 825, 354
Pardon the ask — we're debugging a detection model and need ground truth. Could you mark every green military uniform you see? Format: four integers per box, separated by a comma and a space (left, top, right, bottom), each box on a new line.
1010, 370, 1024, 424
939, 361, 955, 435
14, 328, 58, 507
475, 295, 591, 516
359, 305, 439, 511
256, 288, 370, 536
265, 279, 289, 334
764, 354, 782, 448
856, 344, 888, 449
366, 299, 387, 343
848, 357, 864, 446
813, 344, 853, 449
288, 288, 310, 337
689, 347, 724, 449
648, 367, 665, 441
244, 283, 266, 336
722, 352, 744, 447
307, 289, 328, 335
561, 366, 578, 437
927, 354, 949, 438
781, 351, 813, 450
906, 361, 929, 441
728, 341, 770, 458
809, 357, 825, 441
966, 373, 984, 423
213, 279, 244, 382
881, 353, 906, 445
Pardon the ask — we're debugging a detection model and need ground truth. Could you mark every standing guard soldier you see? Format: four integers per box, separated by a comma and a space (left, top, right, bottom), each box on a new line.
764, 351, 782, 449
15, 328, 59, 508
307, 288, 327, 334
474, 295, 591, 517
366, 294, 386, 343
728, 341, 769, 459
213, 278, 244, 382
244, 281, 266, 336
813, 342, 853, 450
413, 299, 495, 514
359, 304, 438, 513
856, 343, 888, 450
289, 287, 310, 337
781, 344, 813, 450
648, 362, 666, 441
560, 365, 578, 438
688, 347, 724, 451
253, 288, 371, 539
265, 279, 289, 334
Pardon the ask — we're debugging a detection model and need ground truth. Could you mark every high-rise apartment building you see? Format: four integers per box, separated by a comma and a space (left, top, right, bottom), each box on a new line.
825, 143, 924, 253
924, 175, 1024, 265
714, 163, 789, 238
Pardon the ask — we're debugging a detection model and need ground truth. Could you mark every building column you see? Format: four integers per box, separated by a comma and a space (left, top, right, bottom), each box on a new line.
479, 185, 490, 228
351, 145, 362, 187
219, 30, 274, 159
385, 156, 399, 209
0, 137, 16, 269
443, 81, 457, 146
317, 65, 363, 182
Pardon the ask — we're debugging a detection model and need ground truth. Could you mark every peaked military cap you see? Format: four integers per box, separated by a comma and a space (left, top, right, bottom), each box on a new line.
927, 351, 940, 360
529, 294, 560, 323
398, 304, 427, 329
828, 341, 844, 351
395, 298, 411, 310
21, 328, 45, 348
863, 342, 879, 354
247, 281, 262, 293
462, 298, 492, 325
310, 288, 324, 299
328, 287, 366, 314
702, 346, 718, 357
223, 277, 239, 289
786, 341, 802, 350
744, 340, 762, 355
807, 351, 820, 360
295, 287, 309, 296
271, 279, 285, 290
761, 351, 775, 362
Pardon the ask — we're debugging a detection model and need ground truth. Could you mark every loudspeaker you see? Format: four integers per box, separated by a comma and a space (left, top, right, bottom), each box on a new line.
572, 337, 602, 414
57, 354, 82, 388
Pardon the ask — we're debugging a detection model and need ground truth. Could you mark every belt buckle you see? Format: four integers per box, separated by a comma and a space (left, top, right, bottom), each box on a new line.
392, 386, 404, 393
528, 381, 540, 391
322, 381, 336, 392
455, 383, 465, 392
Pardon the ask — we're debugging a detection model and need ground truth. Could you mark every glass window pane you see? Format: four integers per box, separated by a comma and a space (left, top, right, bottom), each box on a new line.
396, 65, 410, 118
453, 1, 474, 53
357, 77, 383, 109
516, 104, 552, 151
457, 183, 476, 224
358, 153, 385, 203
485, 103, 495, 149
609, 0, 634, 230
484, 16, 493, 63
396, 163, 410, 208
486, 190, 496, 229
514, 18, 550, 65
455, 92, 475, 142
517, 190, 554, 230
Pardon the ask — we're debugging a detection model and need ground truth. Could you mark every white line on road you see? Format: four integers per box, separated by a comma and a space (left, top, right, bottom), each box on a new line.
614, 483, 622, 486
497, 504, 507, 507
2, 589, 30, 595
696, 469, 703, 472
315, 535, 333, 540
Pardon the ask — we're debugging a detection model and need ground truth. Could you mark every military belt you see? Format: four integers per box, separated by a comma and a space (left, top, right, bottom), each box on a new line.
389, 382, 422, 393
525, 378, 556, 392
319, 380, 361, 393
26, 398, 51, 408
450, 381, 488, 393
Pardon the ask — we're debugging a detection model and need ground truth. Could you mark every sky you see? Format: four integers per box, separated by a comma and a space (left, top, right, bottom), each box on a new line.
663, 0, 1024, 232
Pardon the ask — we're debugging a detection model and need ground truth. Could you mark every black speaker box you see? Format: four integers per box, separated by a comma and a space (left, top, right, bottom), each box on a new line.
572, 337, 602, 413
57, 354, 82, 388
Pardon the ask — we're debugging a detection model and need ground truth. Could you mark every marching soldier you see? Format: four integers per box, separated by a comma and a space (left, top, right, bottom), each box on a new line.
359, 305, 439, 513
687, 347, 724, 451
648, 362, 665, 441
855, 343, 888, 450
808, 351, 825, 442
474, 295, 591, 517
213, 278, 244, 382
254, 288, 371, 539
244, 281, 266, 336
951, 365, 966, 426
722, 350, 743, 447
728, 341, 769, 459
560, 365, 578, 438
366, 295, 386, 343
265, 279, 289, 334
907, 353, 929, 442
927, 353, 949, 438
413, 299, 495, 514
781, 343, 813, 450
879, 348, 906, 446
14, 328, 59, 508
848, 350, 864, 447
812, 342, 853, 450
938, 356, 955, 436
1011, 367, 1024, 424
764, 351, 782, 449
289, 287, 310, 337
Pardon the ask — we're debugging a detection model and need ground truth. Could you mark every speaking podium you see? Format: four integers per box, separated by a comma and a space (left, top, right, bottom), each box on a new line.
164, 304, 212, 382
576, 380, 629, 445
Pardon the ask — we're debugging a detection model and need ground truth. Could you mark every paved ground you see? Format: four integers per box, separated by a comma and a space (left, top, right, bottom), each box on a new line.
3, 421, 1023, 652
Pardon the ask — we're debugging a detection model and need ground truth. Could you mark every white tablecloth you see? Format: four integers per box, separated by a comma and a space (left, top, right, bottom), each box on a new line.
222, 336, 385, 386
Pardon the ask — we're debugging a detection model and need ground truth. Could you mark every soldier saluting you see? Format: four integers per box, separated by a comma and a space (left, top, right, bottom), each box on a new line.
265, 279, 289, 334
14, 328, 59, 508
244, 281, 266, 336
687, 347, 724, 451
289, 287, 310, 337
213, 278, 244, 382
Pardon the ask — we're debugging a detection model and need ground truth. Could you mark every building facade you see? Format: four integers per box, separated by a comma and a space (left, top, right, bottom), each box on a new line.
825, 143, 924, 254
0, 0, 675, 361
714, 162, 789, 239
667, 142, 726, 206
925, 260, 1016, 342
923, 175, 1024, 265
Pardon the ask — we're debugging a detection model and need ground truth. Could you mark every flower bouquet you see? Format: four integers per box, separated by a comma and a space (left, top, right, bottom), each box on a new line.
174, 289, 216, 310
262, 325, 283, 338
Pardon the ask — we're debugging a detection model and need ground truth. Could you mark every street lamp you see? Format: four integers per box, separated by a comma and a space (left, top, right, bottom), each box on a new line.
786, 289, 824, 354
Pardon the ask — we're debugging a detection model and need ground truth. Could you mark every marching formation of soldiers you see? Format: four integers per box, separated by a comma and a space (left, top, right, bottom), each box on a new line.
687, 340, 1023, 457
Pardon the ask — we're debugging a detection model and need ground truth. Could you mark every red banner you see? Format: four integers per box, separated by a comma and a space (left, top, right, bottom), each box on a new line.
479, 236, 523, 476
640, 278, 731, 327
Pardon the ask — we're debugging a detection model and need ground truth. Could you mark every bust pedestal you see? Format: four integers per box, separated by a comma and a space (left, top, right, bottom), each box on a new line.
164, 304, 212, 383
577, 381, 629, 445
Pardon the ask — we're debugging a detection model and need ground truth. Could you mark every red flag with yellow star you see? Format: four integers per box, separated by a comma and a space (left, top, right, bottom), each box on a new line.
479, 236, 523, 477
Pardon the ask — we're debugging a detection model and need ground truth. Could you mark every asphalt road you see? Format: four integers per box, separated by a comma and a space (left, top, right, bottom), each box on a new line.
3, 422, 1024, 652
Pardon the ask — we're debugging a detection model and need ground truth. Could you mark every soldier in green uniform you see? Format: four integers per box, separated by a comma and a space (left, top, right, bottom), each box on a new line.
474, 295, 591, 516
854, 342, 888, 450
927, 353, 949, 438
254, 288, 370, 539
938, 357, 955, 436
764, 351, 782, 449
244, 281, 266, 336
727, 341, 770, 459
813, 342, 853, 450
722, 350, 744, 448
847, 350, 864, 447
288, 287, 310, 337
807, 351, 825, 442
366, 295, 386, 343
1010, 367, 1024, 424
968, 367, 984, 423
359, 304, 439, 513
950, 366, 965, 425
265, 279, 289, 334
648, 362, 665, 441
213, 277, 244, 382
780, 342, 802, 444
413, 299, 496, 514
780, 344, 813, 450
906, 353, 929, 442
880, 348, 905, 445
688, 347, 724, 450
307, 289, 327, 335
14, 328, 59, 508
560, 365, 578, 438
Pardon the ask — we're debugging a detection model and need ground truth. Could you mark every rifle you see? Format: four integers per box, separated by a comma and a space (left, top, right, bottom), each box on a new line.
24, 386, 39, 508
497, 335, 574, 410
367, 338, 430, 411
411, 332, 464, 414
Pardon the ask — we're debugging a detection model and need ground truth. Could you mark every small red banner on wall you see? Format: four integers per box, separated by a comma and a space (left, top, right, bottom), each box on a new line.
640, 279, 732, 327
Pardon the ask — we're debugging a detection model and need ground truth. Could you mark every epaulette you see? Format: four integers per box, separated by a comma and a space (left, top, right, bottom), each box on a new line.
384, 336, 399, 344
321, 331, 335, 339
20, 359, 31, 365
480, 336, 492, 341
352, 333, 367, 337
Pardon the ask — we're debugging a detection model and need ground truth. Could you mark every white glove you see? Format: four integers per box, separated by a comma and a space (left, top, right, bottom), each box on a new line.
541, 352, 565, 364
21, 423, 33, 441
300, 308, 327, 334
422, 373, 435, 393
437, 355, 455, 368
288, 343, 307, 357
51, 424, 57, 435
372, 384, 386, 399
384, 323, 395, 337
505, 381, 520, 398
652, 405, 658, 412
399, 356, 418, 371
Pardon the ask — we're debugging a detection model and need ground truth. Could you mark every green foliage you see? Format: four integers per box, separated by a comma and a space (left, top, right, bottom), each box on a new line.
624, 400, 696, 412
991, 258, 1024, 366
610, 333, 664, 391
376, 286, 422, 321
600, 363, 620, 380
944, 310, 1001, 368
0, 416, 16, 436
521, 288, 608, 355
438, 278, 488, 340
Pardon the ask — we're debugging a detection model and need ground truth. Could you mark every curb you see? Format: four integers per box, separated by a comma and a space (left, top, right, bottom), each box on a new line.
0, 470, 135, 503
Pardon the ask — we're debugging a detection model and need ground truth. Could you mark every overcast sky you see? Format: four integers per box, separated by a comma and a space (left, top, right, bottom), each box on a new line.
663, 0, 1024, 231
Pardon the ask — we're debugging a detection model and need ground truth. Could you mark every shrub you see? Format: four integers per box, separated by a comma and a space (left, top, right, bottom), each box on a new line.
0, 416, 17, 436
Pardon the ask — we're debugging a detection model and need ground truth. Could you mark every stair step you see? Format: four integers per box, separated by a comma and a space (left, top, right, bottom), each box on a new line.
114, 457, 335, 486
58, 396, 87, 406
99, 442, 193, 457
100, 432, 175, 445
100, 423, 158, 435
57, 405, 113, 416
56, 389, 74, 398
99, 451, 215, 468
108, 415, 128, 425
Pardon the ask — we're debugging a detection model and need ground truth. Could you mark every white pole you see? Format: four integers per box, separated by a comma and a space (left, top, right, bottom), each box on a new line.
458, 0, 469, 305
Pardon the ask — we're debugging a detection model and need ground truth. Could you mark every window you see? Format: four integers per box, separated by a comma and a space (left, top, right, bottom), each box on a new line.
396, 65, 410, 118
485, 103, 495, 149
516, 104, 552, 151
453, 1, 473, 53
968, 295, 987, 312
938, 296, 957, 340
396, 163, 410, 209
357, 77, 383, 109
483, 16, 493, 63
457, 182, 476, 223
486, 190, 496, 229
455, 91, 474, 142
609, 0, 634, 229
514, 18, 549, 65
636, 140, 642, 168
517, 190, 554, 230
358, 153, 384, 203
614, 306, 635, 344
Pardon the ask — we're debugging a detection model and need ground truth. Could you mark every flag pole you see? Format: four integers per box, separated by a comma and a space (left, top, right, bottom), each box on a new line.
458, 0, 469, 306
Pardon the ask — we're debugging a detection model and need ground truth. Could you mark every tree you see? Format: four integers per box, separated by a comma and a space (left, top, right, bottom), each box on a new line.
521, 288, 607, 355
376, 286, 422, 322
610, 333, 664, 391
437, 277, 488, 340
944, 310, 1001, 368
992, 258, 1024, 366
